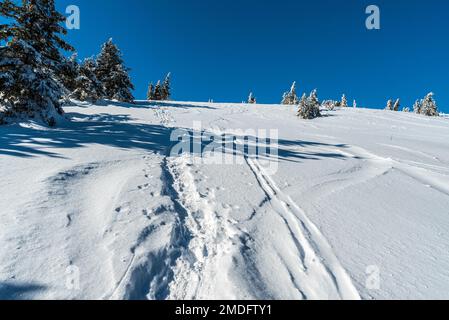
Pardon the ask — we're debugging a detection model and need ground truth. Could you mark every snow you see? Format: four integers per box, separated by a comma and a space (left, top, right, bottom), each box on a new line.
1, 100, 449, 300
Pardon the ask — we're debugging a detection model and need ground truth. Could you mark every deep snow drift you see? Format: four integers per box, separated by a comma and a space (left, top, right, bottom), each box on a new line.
1, 100, 449, 300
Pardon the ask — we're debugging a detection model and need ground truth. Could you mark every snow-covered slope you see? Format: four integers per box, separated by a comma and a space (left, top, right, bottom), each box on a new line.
1, 100, 449, 300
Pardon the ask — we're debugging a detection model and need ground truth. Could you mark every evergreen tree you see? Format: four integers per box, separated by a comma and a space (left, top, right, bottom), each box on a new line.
298, 89, 321, 119
322, 100, 336, 111
161, 72, 171, 101
420, 92, 439, 117
385, 99, 393, 111
353, 99, 357, 108
95, 39, 134, 103
299, 93, 307, 105
72, 58, 104, 103
413, 99, 422, 114
57, 53, 80, 94
0, 0, 74, 125
281, 81, 299, 105
341, 94, 348, 108
402, 107, 410, 113
153, 80, 163, 101
248, 92, 256, 104
147, 82, 155, 100
4, 0, 74, 65
393, 98, 400, 112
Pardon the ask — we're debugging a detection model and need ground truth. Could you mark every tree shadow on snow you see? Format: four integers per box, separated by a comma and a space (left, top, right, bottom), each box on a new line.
0, 281, 47, 300
0, 111, 351, 163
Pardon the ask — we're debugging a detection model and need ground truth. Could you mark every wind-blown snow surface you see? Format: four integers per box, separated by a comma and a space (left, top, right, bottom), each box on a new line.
1, 100, 449, 300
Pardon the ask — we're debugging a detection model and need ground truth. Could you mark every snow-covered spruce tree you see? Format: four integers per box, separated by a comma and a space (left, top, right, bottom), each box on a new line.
281, 81, 299, 105
402, 107, 410, 113
297, 89, 321, 119
393, 98, 400, 112
385, 99, 393, 111
299, 93, 307, 105
153, 80, 163, 101
95, 39, 135, 103
57, 53, 79, 94
353, 99, 357, 109
0, 0, 74, 125
161, 72, 171, 101
420, 92, 439, 117
341, 94, 348, 108
321, 100, 336, 111
147, 82, 155, 100
413, 99, 422, 114
71, 58, 105, 103
248, 92, 256, 104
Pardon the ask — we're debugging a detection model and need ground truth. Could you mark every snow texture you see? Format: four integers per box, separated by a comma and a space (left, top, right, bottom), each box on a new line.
1, 100, 449, 300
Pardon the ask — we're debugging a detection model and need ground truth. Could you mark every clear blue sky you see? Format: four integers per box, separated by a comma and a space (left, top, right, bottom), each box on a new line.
7, 1, 449, 111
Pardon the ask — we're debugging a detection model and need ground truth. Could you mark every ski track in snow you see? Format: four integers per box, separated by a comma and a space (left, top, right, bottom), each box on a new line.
245, 157, 360, 300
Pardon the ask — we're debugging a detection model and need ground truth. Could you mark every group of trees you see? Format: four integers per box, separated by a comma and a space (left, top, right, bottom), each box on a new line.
0, 1, 441, 125
385, 93, 439, 116
0, 0, 135, 126
55, 39, 135, 104
281, 82, 300, 105
413, 93, 439, 116
277, 81, 440, 120
297, 90, 321, 119
147, 73, 171, 101
385, 98, 401, 112
278, 82, 354, 119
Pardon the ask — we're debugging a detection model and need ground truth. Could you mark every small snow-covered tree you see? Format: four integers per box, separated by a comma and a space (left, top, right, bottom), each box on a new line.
95, 39, 134, 103
353, 99, 357, 109
161, 72, 171, 101
152, 80, 163, 101
420, 92, 439, 117
147, 82, 155, 100
413, 99, 422, 114
281, 81, 299, 105
385, 99, 393, 111
402, 107, 410, 113
72, 58, 104, 103
321, 100, 337, 111
341, 94, 348, 108
393, 98, 400, 112
298, 89, 321, 119
248, 92, 256, 104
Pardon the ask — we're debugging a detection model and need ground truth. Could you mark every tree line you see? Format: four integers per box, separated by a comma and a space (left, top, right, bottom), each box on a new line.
0, 1, 441, 125
248, 82, 440, 119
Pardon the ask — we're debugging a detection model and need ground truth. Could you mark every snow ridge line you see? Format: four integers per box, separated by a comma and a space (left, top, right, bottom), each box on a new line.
245, 157, 361, 300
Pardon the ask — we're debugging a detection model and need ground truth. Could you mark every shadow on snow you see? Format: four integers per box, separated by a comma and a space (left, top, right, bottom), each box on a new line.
0, 112, 350, 163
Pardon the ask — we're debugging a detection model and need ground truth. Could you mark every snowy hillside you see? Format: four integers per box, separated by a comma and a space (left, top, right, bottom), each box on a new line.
1, 101, 449, 300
